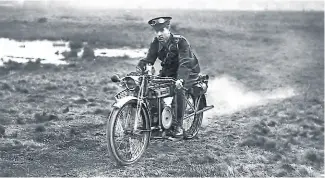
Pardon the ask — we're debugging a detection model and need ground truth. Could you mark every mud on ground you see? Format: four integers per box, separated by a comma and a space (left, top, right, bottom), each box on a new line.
0, 8, 323, 177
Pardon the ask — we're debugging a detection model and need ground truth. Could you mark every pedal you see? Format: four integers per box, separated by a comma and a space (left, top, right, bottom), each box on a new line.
151, 130, 168, 140
151, 126, 160, 130
167, 137, 183, 141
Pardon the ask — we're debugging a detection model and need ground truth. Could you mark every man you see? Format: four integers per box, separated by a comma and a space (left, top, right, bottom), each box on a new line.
136, 16, 201, 137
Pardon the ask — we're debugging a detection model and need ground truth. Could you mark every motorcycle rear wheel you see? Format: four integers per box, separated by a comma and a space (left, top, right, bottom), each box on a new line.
106, 100, 150, 165
182, 93, 205, 139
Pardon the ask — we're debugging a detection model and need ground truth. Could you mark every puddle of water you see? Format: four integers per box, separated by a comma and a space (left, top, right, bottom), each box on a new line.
0, 38, 148, 66
202, 75, 296, 126
0, 38, 70, 66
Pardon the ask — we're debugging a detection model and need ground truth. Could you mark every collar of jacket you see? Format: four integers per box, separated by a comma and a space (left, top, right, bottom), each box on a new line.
158, 33, 174, 52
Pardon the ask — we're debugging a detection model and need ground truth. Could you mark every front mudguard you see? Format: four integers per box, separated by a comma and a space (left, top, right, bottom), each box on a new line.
112, 96, 137, 109
111, 96, 152, 126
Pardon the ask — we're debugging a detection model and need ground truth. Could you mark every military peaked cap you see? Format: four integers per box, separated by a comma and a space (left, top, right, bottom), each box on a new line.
148, 16, 172, 31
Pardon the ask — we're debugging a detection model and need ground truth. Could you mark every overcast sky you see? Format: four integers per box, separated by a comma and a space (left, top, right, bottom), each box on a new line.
10, 0, 325, 11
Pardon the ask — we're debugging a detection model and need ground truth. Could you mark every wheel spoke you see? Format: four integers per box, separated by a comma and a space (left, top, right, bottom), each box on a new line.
183, 94, 195, 131
114, 119, 124, 137
182, 94, 204, 139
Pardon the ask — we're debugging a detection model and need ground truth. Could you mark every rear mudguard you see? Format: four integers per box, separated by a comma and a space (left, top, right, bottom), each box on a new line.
197, 94, 207, 109
111, 96, 151, 126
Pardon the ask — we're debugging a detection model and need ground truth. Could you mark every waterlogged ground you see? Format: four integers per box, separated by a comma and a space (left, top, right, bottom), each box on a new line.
0, 8, 323, 177
0, 38, 147, 66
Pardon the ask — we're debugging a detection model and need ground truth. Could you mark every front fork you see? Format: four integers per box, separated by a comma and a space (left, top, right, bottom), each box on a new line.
133, 97, 143, 132
133, 76, 148, 132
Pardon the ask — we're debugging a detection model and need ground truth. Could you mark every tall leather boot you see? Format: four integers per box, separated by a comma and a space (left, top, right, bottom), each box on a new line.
174, 88, 185, 138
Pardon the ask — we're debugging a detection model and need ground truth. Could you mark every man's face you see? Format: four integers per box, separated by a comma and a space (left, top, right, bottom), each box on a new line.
155, 27, 171, 42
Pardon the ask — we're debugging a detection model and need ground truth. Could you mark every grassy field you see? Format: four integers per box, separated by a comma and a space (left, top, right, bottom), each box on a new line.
0, 6, 324, 177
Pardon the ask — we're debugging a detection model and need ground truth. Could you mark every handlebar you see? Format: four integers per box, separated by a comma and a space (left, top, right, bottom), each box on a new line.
150, 77, 176, 83
112, 72, 208, 91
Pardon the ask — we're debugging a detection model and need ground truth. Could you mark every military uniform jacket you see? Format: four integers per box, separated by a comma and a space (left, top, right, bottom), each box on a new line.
137, 34, 200, 83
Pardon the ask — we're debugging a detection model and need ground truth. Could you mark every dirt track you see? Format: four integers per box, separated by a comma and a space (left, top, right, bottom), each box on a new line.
0, 9, 323, 177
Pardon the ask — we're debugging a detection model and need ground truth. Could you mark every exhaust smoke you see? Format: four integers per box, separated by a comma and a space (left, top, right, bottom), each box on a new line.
202, 75, 296, 127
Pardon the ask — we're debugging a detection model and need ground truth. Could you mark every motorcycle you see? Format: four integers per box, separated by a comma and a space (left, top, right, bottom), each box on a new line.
106, 65, 214, 165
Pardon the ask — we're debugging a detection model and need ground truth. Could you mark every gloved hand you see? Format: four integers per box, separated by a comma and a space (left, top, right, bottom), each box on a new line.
136, 66, 143, 74
145, 64, 155, 75
175, 79, 184, 89
136, 60, 146, 74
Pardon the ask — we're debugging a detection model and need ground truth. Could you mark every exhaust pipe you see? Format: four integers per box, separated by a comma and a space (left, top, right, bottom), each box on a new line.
183, 105, 214, 119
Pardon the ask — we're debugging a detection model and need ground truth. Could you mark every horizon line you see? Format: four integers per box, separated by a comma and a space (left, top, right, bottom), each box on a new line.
0, 5, 324, 12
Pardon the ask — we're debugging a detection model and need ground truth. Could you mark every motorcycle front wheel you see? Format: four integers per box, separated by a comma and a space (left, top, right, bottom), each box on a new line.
106, 100, 150, 165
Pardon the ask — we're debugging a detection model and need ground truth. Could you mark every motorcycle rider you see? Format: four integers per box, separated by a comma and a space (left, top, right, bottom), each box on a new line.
136, 16, 201, 138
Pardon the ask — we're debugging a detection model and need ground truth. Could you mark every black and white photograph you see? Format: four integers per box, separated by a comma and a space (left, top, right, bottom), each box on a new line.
0, 0, 323, 177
